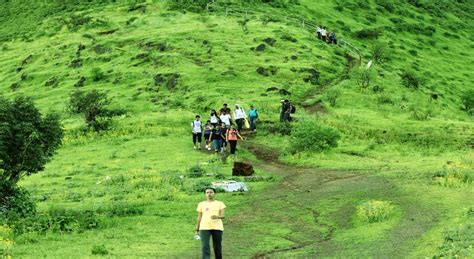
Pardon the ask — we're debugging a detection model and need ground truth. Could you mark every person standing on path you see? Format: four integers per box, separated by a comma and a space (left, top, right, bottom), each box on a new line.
196, 188, 226, 259
204, 120, 213, 151
248, 105, 258, 132
192, 115, 203, 149
233, 104, 246, 131
226, 124, 244, 157
209, 123, 224, 153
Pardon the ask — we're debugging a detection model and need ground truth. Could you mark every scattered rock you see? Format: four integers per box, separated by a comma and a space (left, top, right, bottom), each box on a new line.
266, 87, 279, 92
97, 28, 118, 35
69, 58, 83, 68
256, 66, 268, 76
291, 55, 298, 60
10, 82, 20, 91
431, 93, 438, 100
279, 89, 291, 95
154, 74, 165, 86
232, 162, 254, 176
74, 76, 86, 87
290, 67, 297, 72
202, 39, 209, 45
211, 181, 248, 192
263, 37, 276, 46
21, 54, 33, 66
167, 73, 179, 90
134, 53, 149, 59
20, 73, 27, 81
255, 43, 266, 52
260, 93, 268, 96
15, 67, 22, 73
45, 76, 58, 87
269, 66, 278, 75
65, 176, 72, 180
93, 44, 110, 54
158, 43, 166, 52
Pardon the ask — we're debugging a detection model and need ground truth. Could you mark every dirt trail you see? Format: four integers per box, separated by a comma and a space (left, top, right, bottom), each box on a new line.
221, 140, 364, 257
222, 140, 442, 258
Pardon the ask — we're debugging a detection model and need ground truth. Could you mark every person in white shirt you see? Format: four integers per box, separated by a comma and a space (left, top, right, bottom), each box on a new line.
233, 104, 246, 131
316, 26, 322, 39
219, 111, 232, 129
191, 115, 202, 149
321, 27, 327, 41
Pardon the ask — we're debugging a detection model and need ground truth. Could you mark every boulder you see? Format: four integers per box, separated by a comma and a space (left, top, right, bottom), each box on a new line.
266, 86, 279, 92
279, 89, 291, 96
256, 66, 268, 76
255, 43, 266, 52
167, 73, 179, 90
69, 58, 83, 68
232, 162, 254, 176
74, 76, 86, 87
263, 37, 276, 46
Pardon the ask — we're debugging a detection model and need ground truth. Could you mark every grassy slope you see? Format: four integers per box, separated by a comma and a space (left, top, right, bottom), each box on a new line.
0, 0, 473, 257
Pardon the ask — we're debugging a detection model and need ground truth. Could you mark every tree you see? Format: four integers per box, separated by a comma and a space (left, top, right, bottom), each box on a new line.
0, 96, 63, 183
68, 90, 111, 131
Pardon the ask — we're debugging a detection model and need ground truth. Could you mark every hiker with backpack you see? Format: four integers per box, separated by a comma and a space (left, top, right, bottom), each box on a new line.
191, 115, 203, 150
248, 105, 259, 132
226, 124, 244, 158
196, 187, 226, 259
220, 122, 228, 152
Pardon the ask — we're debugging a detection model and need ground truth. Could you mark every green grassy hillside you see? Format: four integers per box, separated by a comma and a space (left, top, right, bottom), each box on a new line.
1, 0, 473, 257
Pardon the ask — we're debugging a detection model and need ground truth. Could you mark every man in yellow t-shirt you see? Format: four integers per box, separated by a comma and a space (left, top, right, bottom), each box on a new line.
196, 188, 226, 259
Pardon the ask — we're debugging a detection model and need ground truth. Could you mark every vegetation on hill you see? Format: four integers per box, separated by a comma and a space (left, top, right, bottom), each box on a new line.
0, 0, 473, 257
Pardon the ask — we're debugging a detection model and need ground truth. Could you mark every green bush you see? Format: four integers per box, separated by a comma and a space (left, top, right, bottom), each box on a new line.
262, 122, 292, 136
187, 165, 205, 178
400, 70, 423, 89
434, 223, 474, 258
289, 120, 341, 153
356, 200, 395, 223
167, 0, 209, 12
91, 67, 105, 82
461, 89, 474, 115
91, 244, 109, 256
354, 28, 382, 39
0, 180, 36, 221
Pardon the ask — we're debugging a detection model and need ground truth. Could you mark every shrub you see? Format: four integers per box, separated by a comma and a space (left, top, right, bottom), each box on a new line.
323, 88, 341, 107
91, 245, 109, 255
91, 67, 105, 81
289, 120, 341, 153
354, 68, 372, 88
356, 200, 395, 223
400, 70, 422, 89
0, 180, 36, 221
461, 89, 474, 115
354, 28, 382, 39
371, 41, 390, 63
167, 0, 209, 12
104, 202, 144, 217
375, 0, 395, 12
68, 90, 115, 131
262, 122, 292, 136
433, 163, 472, 188
434, 223, 474, 258
187, 165, 205, 178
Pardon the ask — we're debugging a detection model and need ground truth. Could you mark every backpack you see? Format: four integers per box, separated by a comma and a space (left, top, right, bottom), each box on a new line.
291, 105, 296, 114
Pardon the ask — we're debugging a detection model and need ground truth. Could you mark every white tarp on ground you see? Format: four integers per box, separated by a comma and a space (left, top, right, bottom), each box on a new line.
212, 181, 248, 192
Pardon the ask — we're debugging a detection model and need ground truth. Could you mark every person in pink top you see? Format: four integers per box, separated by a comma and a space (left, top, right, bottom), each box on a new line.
226, 124, 244, 157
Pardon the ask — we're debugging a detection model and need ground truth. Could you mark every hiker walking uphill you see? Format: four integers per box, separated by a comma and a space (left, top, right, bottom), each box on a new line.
192, 115, 203, 150
226, 124, 244, 157
248, 105, 259, 132
196, 188, 226, 259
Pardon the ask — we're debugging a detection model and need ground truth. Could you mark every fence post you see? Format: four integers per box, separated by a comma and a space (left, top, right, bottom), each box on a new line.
302, 20, 305, 28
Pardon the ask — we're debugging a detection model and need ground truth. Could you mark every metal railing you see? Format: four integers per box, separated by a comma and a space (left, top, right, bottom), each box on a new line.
205, 2, 362, 61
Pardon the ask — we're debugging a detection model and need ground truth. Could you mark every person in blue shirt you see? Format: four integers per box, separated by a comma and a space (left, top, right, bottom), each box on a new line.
248, 105, 259, 132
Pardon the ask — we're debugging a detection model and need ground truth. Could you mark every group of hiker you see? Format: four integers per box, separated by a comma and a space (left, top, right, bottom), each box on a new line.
316, 26, 337, 44
191, 104, 259, 157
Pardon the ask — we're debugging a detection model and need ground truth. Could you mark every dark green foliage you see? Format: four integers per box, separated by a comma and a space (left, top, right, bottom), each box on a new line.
461, 89, 474, 115
67, 90, 114, 131
324, 88, 341, 107
371, 41, 390, 63
262, 122, 292, 136
66, 14, 91, 31
104, 202, 145, 217
289, 120, 341, 153
91, 245, 109, 256
187, 165, 205, 178
400, 70, 423, 89
375, 0, 395, 12
91, 67, 105, 82
167, 0, 210, 12
0, 96, 63, 182
354, 28, 382, 39
434, 223, 474, 258
0, 180, 36, 220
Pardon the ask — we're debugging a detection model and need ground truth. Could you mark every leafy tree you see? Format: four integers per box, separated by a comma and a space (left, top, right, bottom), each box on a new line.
0, 96, 63, 183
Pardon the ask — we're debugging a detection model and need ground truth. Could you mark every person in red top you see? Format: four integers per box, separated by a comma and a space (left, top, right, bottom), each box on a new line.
226, 124, 244, 157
